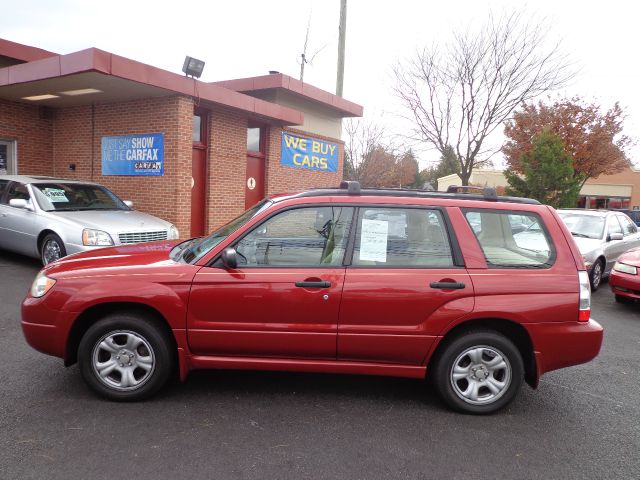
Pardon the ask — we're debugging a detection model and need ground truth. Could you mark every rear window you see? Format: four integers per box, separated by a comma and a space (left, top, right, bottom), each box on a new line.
463, 209, 555, 269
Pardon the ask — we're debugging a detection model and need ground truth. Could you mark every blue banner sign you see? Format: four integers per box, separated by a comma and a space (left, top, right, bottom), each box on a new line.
281, 132, 338, 173
101, 133, 164, 176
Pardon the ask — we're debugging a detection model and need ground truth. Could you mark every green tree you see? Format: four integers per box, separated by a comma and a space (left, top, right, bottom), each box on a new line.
420, 145, 460, 189
505, 130, 582, 208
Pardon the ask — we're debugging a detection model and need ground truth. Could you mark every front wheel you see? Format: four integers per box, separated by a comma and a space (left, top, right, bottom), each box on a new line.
431, 330, 524, 414
590, 259, 603, 292
40, 233, 66, 265
78, 314, 174, 401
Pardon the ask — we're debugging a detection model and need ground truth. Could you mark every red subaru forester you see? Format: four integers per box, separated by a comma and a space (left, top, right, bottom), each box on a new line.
21, 182, 603, 414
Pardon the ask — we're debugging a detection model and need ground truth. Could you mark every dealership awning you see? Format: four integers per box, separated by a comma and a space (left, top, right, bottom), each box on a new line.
0, 45, 304, 126
580, 183, 633, 198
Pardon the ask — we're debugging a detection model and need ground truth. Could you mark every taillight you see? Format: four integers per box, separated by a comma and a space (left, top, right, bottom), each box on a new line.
578, 270, 591, 322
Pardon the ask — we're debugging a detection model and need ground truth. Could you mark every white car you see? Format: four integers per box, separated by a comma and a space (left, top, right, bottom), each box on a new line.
0, 175, 179, 265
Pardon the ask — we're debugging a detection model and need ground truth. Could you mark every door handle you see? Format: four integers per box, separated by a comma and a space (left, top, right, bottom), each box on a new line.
295, 280, 331, 288
430, 281, 465, 290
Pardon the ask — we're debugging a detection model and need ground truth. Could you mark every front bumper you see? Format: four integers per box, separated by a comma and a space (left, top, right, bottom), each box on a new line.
21, 295, 75, 360
609, 269, 640, 299
526, 319, 603, 376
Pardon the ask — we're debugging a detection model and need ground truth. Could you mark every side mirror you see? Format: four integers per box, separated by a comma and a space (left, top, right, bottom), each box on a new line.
221, 247, 238, 269
608, 233, 624, 242
123, 200, 134, 208
9, 199, 30, 210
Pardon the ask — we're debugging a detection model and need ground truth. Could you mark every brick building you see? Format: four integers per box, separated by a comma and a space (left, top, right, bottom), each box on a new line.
0, 38, 362, 237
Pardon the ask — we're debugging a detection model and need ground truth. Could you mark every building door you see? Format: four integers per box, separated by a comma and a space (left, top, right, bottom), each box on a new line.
191, 110, 208, 237
245, 123, 266, 209
0, 140, 15, 175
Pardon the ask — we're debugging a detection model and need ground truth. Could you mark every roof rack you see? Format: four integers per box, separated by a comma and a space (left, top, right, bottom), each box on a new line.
294, 180, 540, 205
446, 185, 498, 201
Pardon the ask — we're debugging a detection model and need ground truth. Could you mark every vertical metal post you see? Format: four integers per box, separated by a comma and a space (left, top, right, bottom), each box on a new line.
336, 0, 347, 97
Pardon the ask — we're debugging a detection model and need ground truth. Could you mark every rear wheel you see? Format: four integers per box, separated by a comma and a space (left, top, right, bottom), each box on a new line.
40, 233, 66, 265
431, 330, 524, 414
590, 259, 604, 292
78, 313, 174, 401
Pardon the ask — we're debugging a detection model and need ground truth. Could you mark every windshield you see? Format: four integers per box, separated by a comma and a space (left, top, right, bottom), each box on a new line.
558, 213, 605, 240
32, 183, 128, 212
180, 200, 272, 264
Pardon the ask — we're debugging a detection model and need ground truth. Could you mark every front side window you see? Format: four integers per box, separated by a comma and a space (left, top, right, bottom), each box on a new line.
0, 179, 9, 200
352, 208, 454, 267
465, 209, 554, 269
5, 182, 30, 205
236, 206, 354, 267
607, 216, 623, 236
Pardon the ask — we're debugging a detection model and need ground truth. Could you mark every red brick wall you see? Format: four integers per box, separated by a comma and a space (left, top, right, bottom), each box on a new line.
0, 99, 53, 175
266, 126, 344, 196
52, 96, 193, 236
1, 97, 345, 238
206, 106, 248, 231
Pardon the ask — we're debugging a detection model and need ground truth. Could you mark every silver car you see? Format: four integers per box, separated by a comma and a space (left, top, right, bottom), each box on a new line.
557, 209, 640, 291
0, 175, 179, 265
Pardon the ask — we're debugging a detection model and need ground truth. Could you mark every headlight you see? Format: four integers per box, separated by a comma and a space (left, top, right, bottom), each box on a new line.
614, 261, 637, 275
30, 271, 57, 298
82, 229, 114, 246
169, 225, 179, 240
582, 255, 593, 269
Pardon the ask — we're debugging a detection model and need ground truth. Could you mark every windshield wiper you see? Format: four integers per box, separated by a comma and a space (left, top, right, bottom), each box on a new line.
571, 232, 591, 238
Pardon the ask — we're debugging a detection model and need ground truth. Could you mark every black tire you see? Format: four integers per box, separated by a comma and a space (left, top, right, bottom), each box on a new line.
430, 330, 524, 414
590, 259, 604, 292
78, 313, 174, 401
40, 233, 67, 265
615, 294, 633, 304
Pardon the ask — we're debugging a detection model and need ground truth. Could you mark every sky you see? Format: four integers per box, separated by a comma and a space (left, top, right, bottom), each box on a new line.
3, 0, 638, 169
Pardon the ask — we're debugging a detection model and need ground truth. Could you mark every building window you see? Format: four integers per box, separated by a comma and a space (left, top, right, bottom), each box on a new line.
247, 127, 262, 153
192, 109, 208, 146
577, 195, 630, 210
192, 115, 202, 142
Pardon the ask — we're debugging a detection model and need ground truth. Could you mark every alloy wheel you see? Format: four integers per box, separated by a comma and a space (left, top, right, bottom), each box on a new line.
91, 330, 156, 391
42, 239, 62, 264
450, 345, 512, 406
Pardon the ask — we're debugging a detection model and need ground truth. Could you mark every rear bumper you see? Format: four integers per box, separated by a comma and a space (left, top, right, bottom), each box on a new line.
609, 270, 640, 299
526, 319, 603, 376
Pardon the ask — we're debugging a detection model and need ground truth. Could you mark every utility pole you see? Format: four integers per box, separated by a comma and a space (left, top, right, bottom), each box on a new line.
336, 0, 347, 97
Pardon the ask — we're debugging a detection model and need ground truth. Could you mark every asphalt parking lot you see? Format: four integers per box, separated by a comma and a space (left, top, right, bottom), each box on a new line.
1, 250, 639, 480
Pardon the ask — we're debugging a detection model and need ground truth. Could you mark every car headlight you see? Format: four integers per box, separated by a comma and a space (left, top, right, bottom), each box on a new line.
168, 225, 179, 240
82, 229, 114, 246
30, 271, 57, 298
614, 262, 637, 275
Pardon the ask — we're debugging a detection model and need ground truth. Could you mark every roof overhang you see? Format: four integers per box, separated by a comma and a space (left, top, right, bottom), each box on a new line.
0, 47, 303, 126
215, 73, 363, 118
0, 38, 57, 63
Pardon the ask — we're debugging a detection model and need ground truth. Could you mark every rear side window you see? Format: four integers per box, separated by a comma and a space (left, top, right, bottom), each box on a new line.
352, 207, 454, 267
617, 215, 637, 235
463, 209, 555, 269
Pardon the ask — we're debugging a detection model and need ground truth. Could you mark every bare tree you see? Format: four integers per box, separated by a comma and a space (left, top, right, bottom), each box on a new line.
393, 11, 575, 185
343, 118, 387, 181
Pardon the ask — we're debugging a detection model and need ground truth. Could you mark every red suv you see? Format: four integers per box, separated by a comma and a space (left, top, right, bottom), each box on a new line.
21, 182, 603, 414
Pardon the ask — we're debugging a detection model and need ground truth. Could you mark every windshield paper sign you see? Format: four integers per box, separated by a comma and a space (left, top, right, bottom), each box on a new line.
281, 132, 338, 172
101, 133, 164, 176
